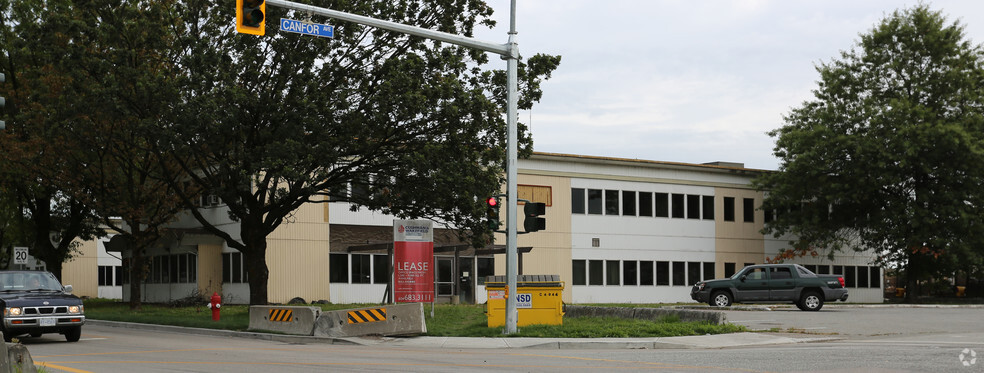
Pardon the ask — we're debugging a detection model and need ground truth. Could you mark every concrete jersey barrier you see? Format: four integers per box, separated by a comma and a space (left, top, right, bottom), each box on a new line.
314, 303, 426, 338
248, 306, 321, 335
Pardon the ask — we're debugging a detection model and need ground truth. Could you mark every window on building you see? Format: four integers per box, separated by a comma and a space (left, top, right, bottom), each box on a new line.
672, 261, 686, 286
222, 252, 248, 284
622, 191, 636, 216
605, 190, 620, 215
606, 260, 620, 285
857, 266, 869, 288
571, 188, 585, 214
572, 260, 586, 286
817, 265, 830, 275
98, 266, 113, 286
702, 196, 715, 220
587, 189, 603, 215
656, 261, 670, 285
623, 261, 637, 286
373, 255, 389, 284
844, 266, 856, 287
655, 193, 669, 217
703, 262, 715, 280
803, 264, 817, 274
724, 197, 735, 221
476, 258, 494, 285
588, 260, 603, 285
869, 266, 881, 288
687, 262, 701, 285
686, 195, 701, 219
351, 254, 371, 284
640, 261, 654, 285
743, 198, 755, 222
724, 262, 736, 278
671, 194, 685, 218
639, 192, 653, 217
329, 253, 349, 283
764, 209, 774, 223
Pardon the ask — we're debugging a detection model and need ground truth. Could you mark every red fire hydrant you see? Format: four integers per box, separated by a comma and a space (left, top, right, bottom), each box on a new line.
206, 292, 221, 321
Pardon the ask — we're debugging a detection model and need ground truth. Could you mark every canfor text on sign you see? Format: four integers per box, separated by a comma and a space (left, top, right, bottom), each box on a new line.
280, 18, 334, 38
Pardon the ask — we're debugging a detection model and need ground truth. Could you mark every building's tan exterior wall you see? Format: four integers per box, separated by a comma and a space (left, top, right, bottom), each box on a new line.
493, 174, 574, 303
62, 239, 99, 298
266, 201, 331, 303
714, 187, 767, 276
197, 243, 223, 297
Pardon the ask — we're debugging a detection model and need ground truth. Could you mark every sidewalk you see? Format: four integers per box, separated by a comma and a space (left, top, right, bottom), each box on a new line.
86, 320, 838, 350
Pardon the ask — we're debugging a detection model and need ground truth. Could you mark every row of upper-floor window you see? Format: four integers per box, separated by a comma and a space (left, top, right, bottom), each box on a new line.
572, 259, 882, 288
571, 188, 768, 222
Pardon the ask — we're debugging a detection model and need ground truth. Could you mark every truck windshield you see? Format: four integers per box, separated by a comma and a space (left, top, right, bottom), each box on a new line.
0, 272, 62, 291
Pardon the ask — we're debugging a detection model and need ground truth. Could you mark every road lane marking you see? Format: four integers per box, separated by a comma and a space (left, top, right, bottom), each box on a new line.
35, 362, 93, 373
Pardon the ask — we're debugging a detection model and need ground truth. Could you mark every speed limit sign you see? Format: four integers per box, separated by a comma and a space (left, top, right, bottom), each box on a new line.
13, 247, 28, 265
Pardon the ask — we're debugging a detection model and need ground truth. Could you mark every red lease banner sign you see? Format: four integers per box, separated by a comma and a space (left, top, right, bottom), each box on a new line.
394, 220, 434, 303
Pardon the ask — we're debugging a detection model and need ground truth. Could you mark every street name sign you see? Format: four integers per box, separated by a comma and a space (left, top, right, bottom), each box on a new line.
280, 18, 334, 38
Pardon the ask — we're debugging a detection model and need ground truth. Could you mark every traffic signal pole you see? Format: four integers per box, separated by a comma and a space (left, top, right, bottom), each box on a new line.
261, 0, 523, 334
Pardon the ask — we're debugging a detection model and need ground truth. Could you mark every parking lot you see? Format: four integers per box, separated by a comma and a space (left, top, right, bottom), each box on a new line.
724, 304, 984, 338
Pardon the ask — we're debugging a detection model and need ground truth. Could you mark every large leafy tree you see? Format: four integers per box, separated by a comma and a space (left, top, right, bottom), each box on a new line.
756, 5, 984, 299
163, 0, 559, 304
55, 0, 201, 309
0, 0, 104, 279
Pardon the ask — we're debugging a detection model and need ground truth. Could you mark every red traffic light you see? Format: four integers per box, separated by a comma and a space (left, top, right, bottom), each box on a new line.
486, 197, 498, 207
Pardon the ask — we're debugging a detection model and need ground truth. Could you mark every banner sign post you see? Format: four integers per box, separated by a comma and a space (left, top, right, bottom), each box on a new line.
393, 220, 434, 303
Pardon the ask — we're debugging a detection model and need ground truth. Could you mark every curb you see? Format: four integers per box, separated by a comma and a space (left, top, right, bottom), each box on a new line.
85, 320, 363, 346
86, 320, 838, 350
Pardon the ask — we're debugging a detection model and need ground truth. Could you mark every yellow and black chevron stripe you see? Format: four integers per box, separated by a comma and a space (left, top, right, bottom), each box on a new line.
347, 308, 387, 324
268, 308, 294, 322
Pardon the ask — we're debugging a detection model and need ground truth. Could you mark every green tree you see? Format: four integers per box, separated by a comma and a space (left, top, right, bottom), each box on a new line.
756, 5, 984, 300
55, 0, 201, 310
163, 0, 559, 305
0, 0, 104, 279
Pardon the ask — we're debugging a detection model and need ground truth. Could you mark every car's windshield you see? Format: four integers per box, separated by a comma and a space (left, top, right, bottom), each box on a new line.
0, 272, 62, 291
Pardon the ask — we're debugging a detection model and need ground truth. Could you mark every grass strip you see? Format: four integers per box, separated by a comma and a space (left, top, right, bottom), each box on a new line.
83, 299, 743, 338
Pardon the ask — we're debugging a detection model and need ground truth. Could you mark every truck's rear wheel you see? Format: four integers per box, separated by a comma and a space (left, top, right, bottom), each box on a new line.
710, 291, 733, 307
799, 291, 824, 311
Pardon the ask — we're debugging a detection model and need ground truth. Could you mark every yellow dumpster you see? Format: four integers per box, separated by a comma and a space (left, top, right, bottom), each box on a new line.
895, 287, 906, 298
956, 286, 966, 297
485, 275, 564, 327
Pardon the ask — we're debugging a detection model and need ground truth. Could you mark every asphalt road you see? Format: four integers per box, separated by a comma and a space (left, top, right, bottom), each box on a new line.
21, 306, 984, 373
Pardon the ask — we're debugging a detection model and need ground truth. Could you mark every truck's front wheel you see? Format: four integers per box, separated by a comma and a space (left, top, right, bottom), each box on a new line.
799, 291, 824, 311
710, 291, 733, 307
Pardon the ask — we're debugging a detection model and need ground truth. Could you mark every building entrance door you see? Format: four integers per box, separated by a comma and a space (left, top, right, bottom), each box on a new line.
436, 257, 454, 298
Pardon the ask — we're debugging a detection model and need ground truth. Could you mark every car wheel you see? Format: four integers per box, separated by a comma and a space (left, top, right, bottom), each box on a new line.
800, 291, 824, 311
64, 326, 82, 342
1, 331, 10, 343
710, 291, 733, 307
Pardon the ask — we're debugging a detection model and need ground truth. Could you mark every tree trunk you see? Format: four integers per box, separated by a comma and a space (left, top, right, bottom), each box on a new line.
128, 254, 146, 310
242, 226, 270, 305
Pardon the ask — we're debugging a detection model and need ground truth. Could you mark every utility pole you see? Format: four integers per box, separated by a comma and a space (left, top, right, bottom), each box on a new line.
259, 0, 523, 333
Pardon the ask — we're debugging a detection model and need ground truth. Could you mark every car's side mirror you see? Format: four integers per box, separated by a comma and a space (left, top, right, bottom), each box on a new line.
64, 285, 73, 294
740, 275, 747, 282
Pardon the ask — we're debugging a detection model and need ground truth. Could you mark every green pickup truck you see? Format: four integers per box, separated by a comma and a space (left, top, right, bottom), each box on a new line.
690, 264, 849, 311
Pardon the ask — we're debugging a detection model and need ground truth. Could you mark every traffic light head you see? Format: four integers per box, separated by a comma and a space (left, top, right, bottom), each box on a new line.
236, 0, 266, 35
523, 202, 546, 232
486, 197, 500, 231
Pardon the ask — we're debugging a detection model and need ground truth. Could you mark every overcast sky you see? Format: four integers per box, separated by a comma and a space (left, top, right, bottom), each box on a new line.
472, 1, 984, 170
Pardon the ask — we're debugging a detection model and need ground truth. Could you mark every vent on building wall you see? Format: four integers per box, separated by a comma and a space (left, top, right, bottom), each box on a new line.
592, 238, 600, 247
